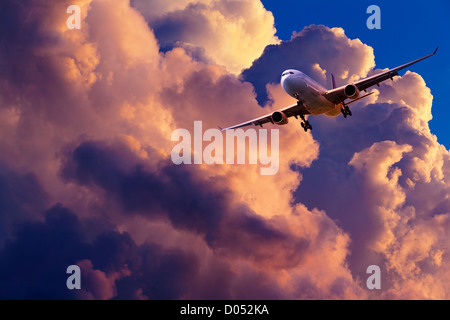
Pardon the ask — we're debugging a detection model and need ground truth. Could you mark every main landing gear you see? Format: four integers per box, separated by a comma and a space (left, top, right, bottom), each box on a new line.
299, 113, 312, 132
341, 104, 352, 118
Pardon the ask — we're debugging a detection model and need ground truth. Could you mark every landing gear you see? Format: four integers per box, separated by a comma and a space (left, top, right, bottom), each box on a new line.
299, 113, 312, 132
295, 99, 312, 132
301, 121, 312, 132
341, 104, 352, 118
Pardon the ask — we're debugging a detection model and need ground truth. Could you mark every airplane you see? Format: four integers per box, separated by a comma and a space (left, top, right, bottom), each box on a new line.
220, 47, 438, 132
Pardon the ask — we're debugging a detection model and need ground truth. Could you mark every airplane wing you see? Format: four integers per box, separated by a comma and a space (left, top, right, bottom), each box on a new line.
219, 102, 310, 131
323, 46, 439, 104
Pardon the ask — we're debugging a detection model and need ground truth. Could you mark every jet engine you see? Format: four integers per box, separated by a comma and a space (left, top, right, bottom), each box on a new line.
272, 111, 289, 125
344, 84, 360, 99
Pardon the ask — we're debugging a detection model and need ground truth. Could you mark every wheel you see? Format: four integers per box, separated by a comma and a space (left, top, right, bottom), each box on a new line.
301, 122, 305, 128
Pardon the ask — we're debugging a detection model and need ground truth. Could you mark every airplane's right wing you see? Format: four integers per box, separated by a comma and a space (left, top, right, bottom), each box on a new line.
220, 102, 310, 131
323, 47, 438, 104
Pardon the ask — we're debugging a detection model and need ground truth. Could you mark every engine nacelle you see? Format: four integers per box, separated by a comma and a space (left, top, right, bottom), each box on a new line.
344, 84, 360, 99
272, 111, 289, 125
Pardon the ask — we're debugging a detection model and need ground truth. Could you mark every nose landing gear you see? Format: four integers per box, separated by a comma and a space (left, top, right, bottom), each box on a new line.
296, 99, 312, 132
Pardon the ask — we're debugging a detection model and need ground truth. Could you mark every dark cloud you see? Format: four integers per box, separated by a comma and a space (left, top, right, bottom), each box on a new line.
150, 3, 213, 49
0, 161, 48, 247
0, 193, 295, 300
61, 140, 225, 235
0, 204, 88, 299
61, 140, 310, 268
0, 202, 202, 299
116, 243, 199, 300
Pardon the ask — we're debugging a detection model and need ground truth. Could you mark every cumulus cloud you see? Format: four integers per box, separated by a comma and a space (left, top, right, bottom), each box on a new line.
0, 0, 448, 300
293, 60, 450, 298
133, 0, 279, 74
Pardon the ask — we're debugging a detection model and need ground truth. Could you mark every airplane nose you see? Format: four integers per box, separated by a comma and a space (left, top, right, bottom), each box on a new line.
281, 75, 295, 93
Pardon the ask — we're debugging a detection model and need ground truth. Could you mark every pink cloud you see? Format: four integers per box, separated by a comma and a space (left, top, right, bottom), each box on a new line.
0, 0, 448, 300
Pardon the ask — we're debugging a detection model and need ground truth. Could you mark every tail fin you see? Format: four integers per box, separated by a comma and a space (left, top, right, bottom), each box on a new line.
331, 73, 336, 89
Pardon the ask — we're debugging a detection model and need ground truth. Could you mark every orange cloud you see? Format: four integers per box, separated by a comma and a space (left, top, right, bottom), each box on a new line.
1, 0, 449, 300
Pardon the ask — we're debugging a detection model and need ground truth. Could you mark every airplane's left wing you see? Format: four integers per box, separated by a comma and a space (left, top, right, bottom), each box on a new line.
220, 102, 310, 131
323, 47, 438, 104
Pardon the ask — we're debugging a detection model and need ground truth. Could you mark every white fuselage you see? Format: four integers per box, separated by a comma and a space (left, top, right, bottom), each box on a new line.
281, 69, 342, 117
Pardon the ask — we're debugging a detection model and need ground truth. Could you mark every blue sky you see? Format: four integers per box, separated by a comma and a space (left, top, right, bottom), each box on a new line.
261, 0, 450, 148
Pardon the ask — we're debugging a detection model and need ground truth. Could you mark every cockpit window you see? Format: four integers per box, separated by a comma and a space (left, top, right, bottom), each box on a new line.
282, 71, 295, 77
